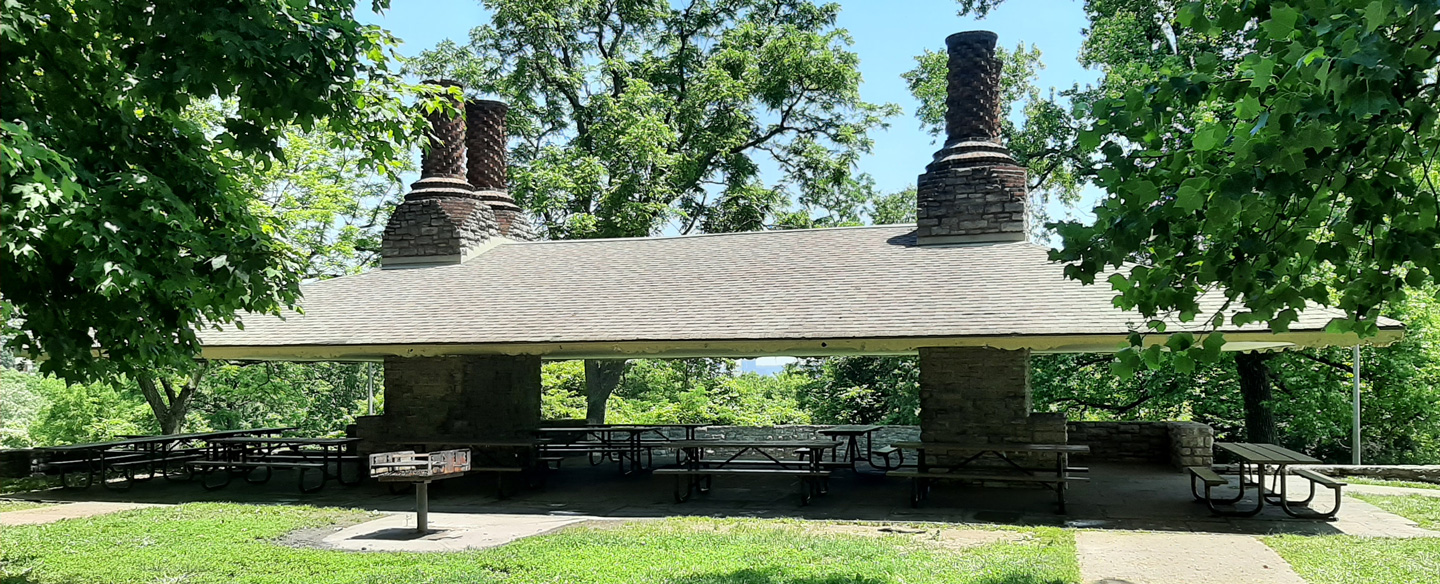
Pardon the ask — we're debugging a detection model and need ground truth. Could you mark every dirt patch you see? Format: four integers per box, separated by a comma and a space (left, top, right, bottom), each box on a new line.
276, 511, 385, 550
814, 523, 1034, 551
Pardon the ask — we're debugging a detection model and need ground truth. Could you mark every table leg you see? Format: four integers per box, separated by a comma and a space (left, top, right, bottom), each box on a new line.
415, 481, 429, 533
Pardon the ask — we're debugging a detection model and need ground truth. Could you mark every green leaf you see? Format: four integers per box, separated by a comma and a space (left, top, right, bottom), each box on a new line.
1364, 1, 1388, 33
1250, 58, 1276, 91
1193, 125, 1225, 151
1176, 177, 1209, 212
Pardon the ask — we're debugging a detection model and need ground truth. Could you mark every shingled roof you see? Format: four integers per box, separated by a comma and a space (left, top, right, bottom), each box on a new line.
197, 225, 1403, 361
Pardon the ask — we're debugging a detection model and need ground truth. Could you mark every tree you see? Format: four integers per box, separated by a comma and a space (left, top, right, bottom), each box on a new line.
412, 0, 897, 419
1050, 0, 1440, 361
2, 0, 432, 385
242, 127, 413, 279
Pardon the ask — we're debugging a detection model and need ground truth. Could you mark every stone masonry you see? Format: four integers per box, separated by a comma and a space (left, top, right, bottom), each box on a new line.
918, 347, 1066, 465
915, 30, 1029, 245
365, 355, 541, 449
381, 80, 502, 265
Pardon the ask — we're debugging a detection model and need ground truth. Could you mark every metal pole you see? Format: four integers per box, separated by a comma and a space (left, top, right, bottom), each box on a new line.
415, 481, 429, 533
1352, 345, 1362, 466
366, 362, 375, 416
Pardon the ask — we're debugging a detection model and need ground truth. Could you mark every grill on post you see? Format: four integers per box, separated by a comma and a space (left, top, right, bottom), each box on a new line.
369, 449, 470, 533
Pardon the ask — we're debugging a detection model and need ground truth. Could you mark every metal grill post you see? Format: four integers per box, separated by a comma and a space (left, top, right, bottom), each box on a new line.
416, 481, 429, 533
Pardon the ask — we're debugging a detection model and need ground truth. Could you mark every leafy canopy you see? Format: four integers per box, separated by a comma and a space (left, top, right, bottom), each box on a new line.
1, 0, 434, 383
1050, 0, 1440, 371
410, 0, 900, 239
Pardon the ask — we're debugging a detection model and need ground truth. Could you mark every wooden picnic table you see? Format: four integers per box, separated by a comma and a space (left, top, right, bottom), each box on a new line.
195, 436, 362, 493
888, 441, 1090, 513
657, 440, 842, 504
1193, 442, 1342, 519
32, 427, 294, 490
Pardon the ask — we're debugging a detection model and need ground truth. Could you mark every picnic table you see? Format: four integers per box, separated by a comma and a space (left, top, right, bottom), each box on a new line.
888, 441, 1090, 513
536, 426, 669, 475
192, 436, 361, 493
816, 425, 903, 470
655, 440, 841, 504
1189, 442, 1345, 520
33, 427, 293, 491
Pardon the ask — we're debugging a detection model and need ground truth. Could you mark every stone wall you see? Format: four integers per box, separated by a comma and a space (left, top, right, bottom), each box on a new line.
557, 423, 1210, 470
359, 355, 541, 451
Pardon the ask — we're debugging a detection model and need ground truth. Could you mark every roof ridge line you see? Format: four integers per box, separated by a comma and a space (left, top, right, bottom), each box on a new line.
510, 223, 920, 245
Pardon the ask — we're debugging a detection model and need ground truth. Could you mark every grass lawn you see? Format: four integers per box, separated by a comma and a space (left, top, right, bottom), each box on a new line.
1352, 493, 1440, 529
1344, 477, 1440, 491
0, 503, 1080, 584
1265, 535, 1439, 584
0, 500, 47, 513
1266, 495, 1440, 584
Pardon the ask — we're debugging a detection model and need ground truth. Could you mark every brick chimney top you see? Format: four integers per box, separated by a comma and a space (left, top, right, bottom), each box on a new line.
914, 31, 1028, 245
380, 80, 502, 266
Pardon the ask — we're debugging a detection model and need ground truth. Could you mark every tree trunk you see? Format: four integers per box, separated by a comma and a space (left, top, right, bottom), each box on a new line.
584, 359, 628, 424
1234, 352, 1278, 444
136, 362, 210, 435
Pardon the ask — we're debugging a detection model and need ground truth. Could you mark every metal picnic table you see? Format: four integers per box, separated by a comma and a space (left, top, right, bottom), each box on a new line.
399, 438, 553, 496
195, 436, 362, 493
816, 425, 902, 470
657, 440, 842, 504
889, 441, 1090, 512
1193, 442, 1344, 519
33, 427, 293, 490
536, 426, 669, 475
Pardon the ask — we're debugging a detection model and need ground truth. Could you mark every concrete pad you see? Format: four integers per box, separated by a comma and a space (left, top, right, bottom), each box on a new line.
320, 512, 603, 552
0, 501, 159, 526
1077, 531, 1306, 584
1330, 496, 1438, 538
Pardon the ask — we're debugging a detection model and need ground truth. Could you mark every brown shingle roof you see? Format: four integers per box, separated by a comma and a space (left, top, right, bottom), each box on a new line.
198, 225, 1402, 360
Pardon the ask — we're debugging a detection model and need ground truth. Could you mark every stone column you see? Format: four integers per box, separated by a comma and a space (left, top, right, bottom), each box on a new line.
362, 355, 541, 448
918, 347, 1065, 465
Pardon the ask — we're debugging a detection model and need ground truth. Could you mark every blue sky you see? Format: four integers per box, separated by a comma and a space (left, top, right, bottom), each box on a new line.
360, 0, 1102, 213
359, 1, 1103, 374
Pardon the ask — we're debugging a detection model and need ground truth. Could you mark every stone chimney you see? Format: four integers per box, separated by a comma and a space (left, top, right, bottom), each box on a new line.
464, 99, 537, 241
381, 80, 501, 266
915, 31, 1028, 245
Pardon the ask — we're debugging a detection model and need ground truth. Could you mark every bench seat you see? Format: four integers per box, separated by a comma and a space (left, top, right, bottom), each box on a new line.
1294, 468, 1346, 488
655, 467, 831, 505
889, 470, 1087, 483
1187, 466, 1229, 487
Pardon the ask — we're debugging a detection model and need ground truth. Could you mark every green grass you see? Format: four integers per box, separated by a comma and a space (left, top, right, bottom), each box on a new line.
0, 500, 47, 513
1265, 495, 1440, 584
0, 503, 1080, 584
1352, 493, 1440, 529
1344, 477, 1440, 491
1265, 535, 1440, 584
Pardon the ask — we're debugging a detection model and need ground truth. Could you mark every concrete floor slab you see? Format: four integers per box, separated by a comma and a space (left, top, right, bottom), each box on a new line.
1077, 531, 1307, 584
319, 512, 603, 552
0, 501, 159, 526
6, 462, 1430, 537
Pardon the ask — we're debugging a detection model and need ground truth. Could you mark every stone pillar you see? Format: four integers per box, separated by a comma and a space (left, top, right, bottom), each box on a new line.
1168, 421, 1215, 470
361, 355, 541, 448
915, 31, 1029, 245
918, 347, 1064, 464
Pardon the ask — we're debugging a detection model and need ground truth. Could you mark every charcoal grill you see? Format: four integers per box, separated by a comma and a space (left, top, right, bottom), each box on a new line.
369, 449, 470, 532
